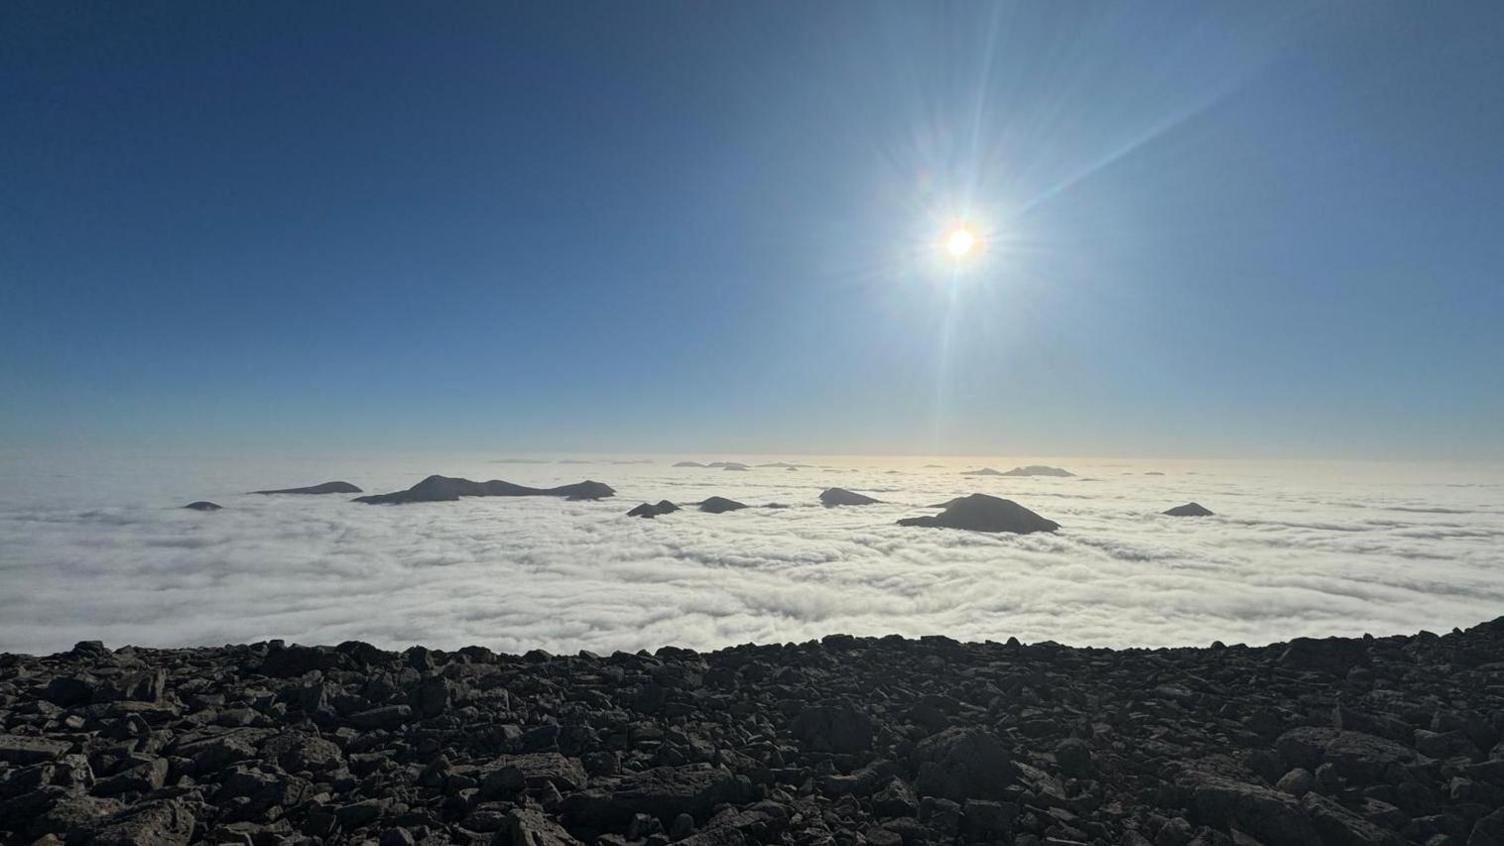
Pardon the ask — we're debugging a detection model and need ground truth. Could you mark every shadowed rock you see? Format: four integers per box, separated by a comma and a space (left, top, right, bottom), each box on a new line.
1165, 502, 1213, 517
627, 500, 680, 518
354, 475, 614, 505
698, 496, 748, 514
819, 488, 879, 507
183, 501, 222, 511
898, 493, 1059, 534
252, 481, 362, 495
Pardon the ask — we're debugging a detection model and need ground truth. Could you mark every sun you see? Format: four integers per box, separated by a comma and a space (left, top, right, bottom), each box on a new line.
944, 225, 979, 259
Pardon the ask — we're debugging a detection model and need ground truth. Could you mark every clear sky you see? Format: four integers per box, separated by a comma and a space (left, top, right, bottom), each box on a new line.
3, 1, 1501, 459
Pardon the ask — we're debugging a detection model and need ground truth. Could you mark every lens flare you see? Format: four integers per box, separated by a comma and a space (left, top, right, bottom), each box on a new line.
944, 226, 979, 259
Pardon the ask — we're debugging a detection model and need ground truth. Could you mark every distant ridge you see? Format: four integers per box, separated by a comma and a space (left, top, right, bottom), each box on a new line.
674, 461, 750, 470
354, 475, 614, 505
961, 465, 1074, 477
1002, 465, 1074, 477
252, 481, 362, 495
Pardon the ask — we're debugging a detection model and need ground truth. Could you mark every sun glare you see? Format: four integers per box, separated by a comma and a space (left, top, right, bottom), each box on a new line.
944, 225, 979, 259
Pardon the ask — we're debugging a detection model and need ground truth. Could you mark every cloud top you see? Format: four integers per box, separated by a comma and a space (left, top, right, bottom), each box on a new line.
1, 453, 1500, 655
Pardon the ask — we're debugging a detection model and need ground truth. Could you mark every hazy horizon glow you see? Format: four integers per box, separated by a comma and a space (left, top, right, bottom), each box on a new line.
1, 2, 1501, 458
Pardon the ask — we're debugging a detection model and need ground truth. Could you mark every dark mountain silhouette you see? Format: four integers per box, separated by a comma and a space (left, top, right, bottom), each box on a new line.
899, 493, 1059, 533
627, 500, 680, 518
698, 496, 748, 514
252, 481, 362, 495
1000, 465, 1075, 477
672, 461, 706, 468
961, 467, 1005, 476
819, 488, 880, 507
183, 501, 222, 511
353, 475, 614, 505
1165, 502, 1214, 517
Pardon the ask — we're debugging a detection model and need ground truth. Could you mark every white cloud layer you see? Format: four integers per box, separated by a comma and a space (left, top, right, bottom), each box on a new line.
1, 451, 1501, 655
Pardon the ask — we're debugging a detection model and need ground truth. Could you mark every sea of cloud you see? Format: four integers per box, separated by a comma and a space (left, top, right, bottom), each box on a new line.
1, 451, 1501, 656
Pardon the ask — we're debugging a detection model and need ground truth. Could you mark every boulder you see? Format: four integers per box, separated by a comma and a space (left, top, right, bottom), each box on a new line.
910, 727, 1016, 800
1300, 792, 1405, 846
1276, 727, 1424, 782
0, 734, 72, 765
504, 807, 586, 846
564, 765, 751, 827
791, 703, 874, 753
88, 799, 196, 846
1184, 772, 1321, 846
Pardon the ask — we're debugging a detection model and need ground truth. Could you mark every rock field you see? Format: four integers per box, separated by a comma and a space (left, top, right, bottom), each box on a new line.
3, 618, 1503, 845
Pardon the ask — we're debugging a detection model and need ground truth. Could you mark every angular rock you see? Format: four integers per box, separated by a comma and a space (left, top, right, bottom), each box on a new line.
89, 799, 196, 846
1277, 728, 1423, 782
1185, 772, 1321, 846
791, 703, 874, 753
504, 807, 587, 846
565, 765, 751, 827
0, 734, 72, 765
911, 727, 1016, 800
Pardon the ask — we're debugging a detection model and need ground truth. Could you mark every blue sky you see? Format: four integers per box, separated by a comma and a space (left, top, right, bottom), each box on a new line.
3, 1, 1501, 458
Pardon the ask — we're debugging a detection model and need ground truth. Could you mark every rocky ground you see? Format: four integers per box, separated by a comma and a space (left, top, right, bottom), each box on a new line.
3, 619, 1503, 846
